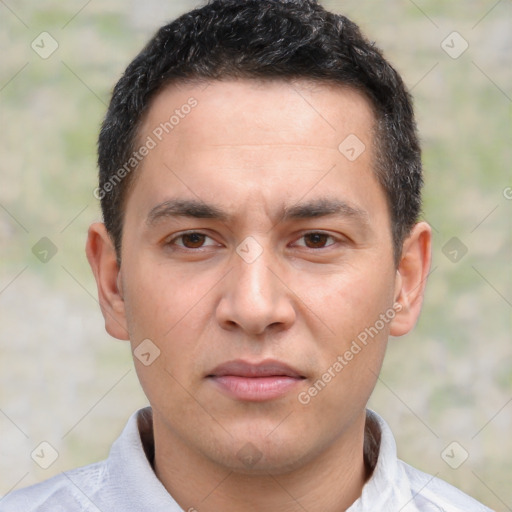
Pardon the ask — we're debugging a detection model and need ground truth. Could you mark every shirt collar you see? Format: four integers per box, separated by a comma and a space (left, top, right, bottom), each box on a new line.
348, 410, 418, 511
106, 407, 415, 512
105, 407, 183, 511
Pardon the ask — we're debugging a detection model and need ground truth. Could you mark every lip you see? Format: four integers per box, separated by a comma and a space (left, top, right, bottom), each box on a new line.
207, 359, 305, 402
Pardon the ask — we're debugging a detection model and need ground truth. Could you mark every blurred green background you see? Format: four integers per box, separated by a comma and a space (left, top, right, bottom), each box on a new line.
0, 1, 510, 509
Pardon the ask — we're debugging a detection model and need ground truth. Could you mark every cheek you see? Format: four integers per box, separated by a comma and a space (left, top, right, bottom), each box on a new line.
296, 263, 395, 344
123, 258, 209, 337
295, 262, 394, 406
123, 261, 218, 380
298, 274, 392, 420
123, 269, 212, 414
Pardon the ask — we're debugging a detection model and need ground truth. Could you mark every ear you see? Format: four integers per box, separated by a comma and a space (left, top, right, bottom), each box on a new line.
389, 221, 432, 337
85, 222, 130, 340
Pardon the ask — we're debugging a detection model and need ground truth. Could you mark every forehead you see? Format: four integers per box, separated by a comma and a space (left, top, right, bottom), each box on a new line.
126, 78, 385, 229
139, 78, 375, 152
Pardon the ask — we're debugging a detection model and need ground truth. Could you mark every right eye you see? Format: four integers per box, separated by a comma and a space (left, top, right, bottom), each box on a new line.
166, 231, 218, 249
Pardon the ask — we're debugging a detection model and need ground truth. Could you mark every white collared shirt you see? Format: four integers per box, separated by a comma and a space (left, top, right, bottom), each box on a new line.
0, 408, 493, 511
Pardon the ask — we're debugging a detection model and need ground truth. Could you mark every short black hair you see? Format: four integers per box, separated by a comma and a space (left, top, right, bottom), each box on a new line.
97, 0, 422, 265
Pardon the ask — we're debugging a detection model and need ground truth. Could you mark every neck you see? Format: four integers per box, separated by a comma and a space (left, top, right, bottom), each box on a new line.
152, 412, 369, 512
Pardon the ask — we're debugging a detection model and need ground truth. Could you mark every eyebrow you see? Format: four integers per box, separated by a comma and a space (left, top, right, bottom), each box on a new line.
146, 199, 229, 226
281, 198, 369, 224
145, 197, 369, 227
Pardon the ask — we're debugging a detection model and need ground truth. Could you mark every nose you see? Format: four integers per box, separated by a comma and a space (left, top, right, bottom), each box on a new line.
215, 246, 296, 335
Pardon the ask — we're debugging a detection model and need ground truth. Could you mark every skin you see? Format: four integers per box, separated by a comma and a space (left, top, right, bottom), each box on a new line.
86, 79, 431, 511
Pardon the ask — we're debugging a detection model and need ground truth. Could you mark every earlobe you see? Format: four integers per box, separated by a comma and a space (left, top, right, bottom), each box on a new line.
85, 223, 130, 340
389, 222, 432, 337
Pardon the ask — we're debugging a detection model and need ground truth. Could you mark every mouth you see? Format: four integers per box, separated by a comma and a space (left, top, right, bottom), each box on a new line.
207, 359, 306, 402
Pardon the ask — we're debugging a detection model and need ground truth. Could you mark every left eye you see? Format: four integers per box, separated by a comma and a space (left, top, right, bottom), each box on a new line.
294, 232, 336, 249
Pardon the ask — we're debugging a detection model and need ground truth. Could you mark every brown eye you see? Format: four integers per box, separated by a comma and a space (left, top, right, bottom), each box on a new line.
303, 233, 332, 248
180, 233, 207, 248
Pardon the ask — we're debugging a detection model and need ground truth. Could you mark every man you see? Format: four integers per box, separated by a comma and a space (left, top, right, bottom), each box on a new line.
1, 0, 493, 510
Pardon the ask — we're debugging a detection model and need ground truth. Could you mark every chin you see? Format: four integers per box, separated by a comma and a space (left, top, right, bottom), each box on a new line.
208, 430, 318, 476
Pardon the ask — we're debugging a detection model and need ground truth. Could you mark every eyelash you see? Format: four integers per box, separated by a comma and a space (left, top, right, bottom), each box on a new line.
165, 231, 339, 250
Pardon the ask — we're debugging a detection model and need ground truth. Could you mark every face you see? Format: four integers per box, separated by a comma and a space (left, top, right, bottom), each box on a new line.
88, 79, 430, 475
